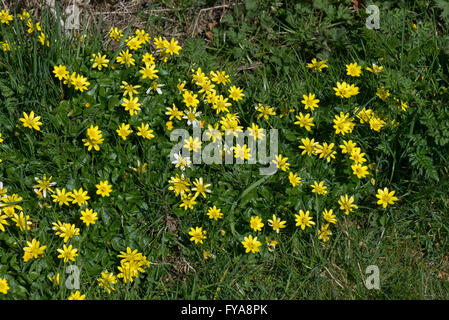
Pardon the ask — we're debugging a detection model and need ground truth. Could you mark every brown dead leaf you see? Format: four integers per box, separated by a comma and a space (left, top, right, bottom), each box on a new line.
205, 31, 214, 41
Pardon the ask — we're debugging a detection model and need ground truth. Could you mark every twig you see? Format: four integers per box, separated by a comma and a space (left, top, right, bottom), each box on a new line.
191, 4, 233, 37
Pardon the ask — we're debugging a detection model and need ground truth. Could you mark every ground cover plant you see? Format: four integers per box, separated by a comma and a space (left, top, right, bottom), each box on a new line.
0, 0, 449, 299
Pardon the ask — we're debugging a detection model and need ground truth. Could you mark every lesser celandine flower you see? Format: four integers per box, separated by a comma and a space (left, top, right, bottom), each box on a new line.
164, 38, 182, 55
68, 290, 85, 300
268, 214, 286, 233
122, 95, 141, 116
23, 239, 46, 262
71, 188, 90, 206
137, 123, 155, 140
307, 58, 328, 72
109, 27, 123, 41
301, 93, 319, 111
322, 209, 337, 224
116, 123, 133, 140
117, 49, 135, 67
338, 194, 358, 215
376, 187, 398, 208
228, 85, 244, 101
96, 180, 112, 197
272, 154, 290, 171
0, 10, 13, 24
256, 104, 276, 120
311, 181, 327, 195
191, 178, 212, 199
288, 172, 302, 187
188, 227, 206, 244
70, 72, 90, 92
299, 137, 317, 156
318, 224, 332, 242
0, 277, 9, 294
294, 210, 315, 230
80, 208, 98, 226
294, 112, 314, 131
250, 216, 264, 232
53, 65, 69, 80
90, 52, 109, 70
0, 214, 9, 232
97, 270, 117, 294
242, 235, 262, 253
57, 244, 78, 263
20, 111, 42, 131
33, 174, 56, 198
346, 62, 362, 77
12, 212, 32, 232
207, 206, 223, 220
51, 188, 73, 206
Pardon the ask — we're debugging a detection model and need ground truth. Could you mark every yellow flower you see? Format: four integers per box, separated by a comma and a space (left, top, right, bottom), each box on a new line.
82, 125, 104, 151
80, 208, 98, 226
188, 227, 206, 244
210, 71, 230, 85
116, 123, 133, 140
241, 235, 262, 253
228, 86, 245, 101
256, 104, 276, 120
57, 244, 78, 263
68, 290, 85, 300
294, 112, 314, 131
346, 62, 362, 77
23, 239, 46, 262
207, 206, 223, 220
299, 137, 318, 156
307, 58, 328, 72
164, 38, 182, 55
137, 123, 155, 140
139, 63, 159, 80
183, 136, 202, 152
121, 95, 141, 116
97, 270, 117, 294
69, 72, 90, 92
288, 172, 302, 187
301, 93, 319, 111
117, 49, 135, 67
183, 90, 199, 108
376, 187, 398, 208
250, 216, 264, 232
267, 214, 286, 233
294, 210, 315, 230
338, 194, 358, 215
0, 10, 13, 24
0, 277, 10, 294
71, 188, 90, 206
322, 209, 337, 224
318, 224, 332, 242
0, 214, 9, 232
109, 27, 123, 41
272, 154, 290, 171
96, 180, 112, 197
90, 52, 109, 70
376, 86, 390, 101
351, 163, 369, 179
191, 178, 212, 199
53, 65, 69, 80
311, 181, 327, 195
166, 121, 173, 131
12, 212, 32, 232
366, 64, 383, 74
20, 111, 42, 131
51, 188, 73, 206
